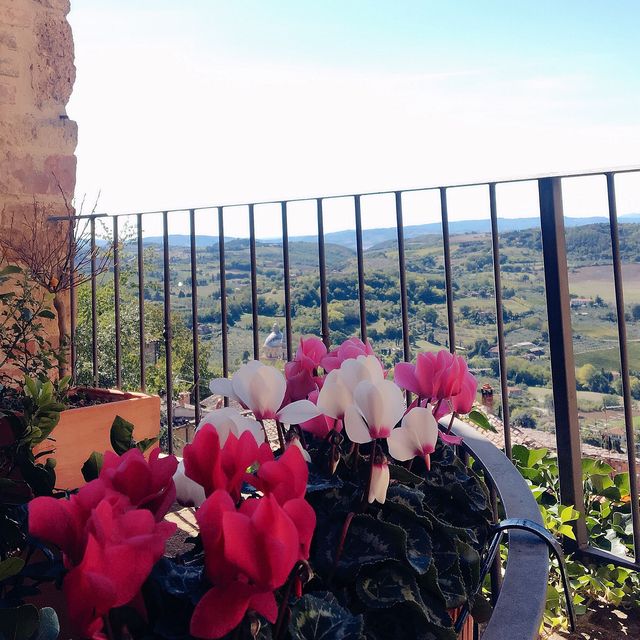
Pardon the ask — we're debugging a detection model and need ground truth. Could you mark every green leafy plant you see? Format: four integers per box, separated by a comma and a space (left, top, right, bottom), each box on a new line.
81, 415, 158, 482
0, 265, 63, 393
510, 444, 640, 633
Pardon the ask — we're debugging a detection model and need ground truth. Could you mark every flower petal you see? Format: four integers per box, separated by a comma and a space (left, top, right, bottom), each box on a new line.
343, 404, 372, 444
277, 399, 321, 425
209, 377, 237, 400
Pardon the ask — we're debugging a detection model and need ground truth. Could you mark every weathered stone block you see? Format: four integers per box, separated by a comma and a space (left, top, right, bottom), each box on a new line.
0, 81, 16, 104
0, 30, 18, 51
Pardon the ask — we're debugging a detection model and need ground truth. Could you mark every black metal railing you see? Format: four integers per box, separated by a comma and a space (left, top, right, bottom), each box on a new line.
64, 166, 640, 572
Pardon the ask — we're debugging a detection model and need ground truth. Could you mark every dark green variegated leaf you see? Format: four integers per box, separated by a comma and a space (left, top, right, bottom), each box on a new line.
470, 592, 493, 624
307, 468, 344, 493
37, 310, 56, 320
110, 415, 135, 454
433, 551, 467, 609
0, 604, 40, 640
382, 508, 433, 575
336, 515, 407, 578
356, 561, 423, 610
455, 540, 480, 596
385, 484, 427, 515
364, 599, 456, 640
81, 451, 104, 482
151, 558, 207, 605
388, 463, 425, 486
289, 592, 364, 640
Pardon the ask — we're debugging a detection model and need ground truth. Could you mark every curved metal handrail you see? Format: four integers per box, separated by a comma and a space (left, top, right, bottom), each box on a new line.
450, 418, 549, 640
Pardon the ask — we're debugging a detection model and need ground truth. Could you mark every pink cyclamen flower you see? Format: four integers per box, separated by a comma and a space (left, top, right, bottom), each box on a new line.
320, 337, 376, 372
394, 350, 476, 406
368, 457, 390, 504
388, 406, 439, 470
299, 389, 338, 438
344, 379, 406, 443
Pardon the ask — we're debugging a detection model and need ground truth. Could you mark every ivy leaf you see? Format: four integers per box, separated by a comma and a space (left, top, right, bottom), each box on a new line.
289, 592, 364, 640
37, 310, 56, 320
110, 415, 135, 454
136, 436, 159, 453
81, 451, 104, 482
467, 410, 497, 433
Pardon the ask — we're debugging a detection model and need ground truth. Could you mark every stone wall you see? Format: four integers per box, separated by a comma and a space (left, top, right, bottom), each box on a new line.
0, 0, 77, 375
0, 0, 77, 220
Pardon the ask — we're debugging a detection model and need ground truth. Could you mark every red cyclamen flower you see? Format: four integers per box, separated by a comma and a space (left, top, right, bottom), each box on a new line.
99, 447, 177, 521
182, 424, 273, 503
29, 476, 176, 638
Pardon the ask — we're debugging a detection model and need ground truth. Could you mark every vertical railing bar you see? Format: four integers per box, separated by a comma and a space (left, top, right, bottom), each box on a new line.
606, 172, 640, 560
218, 207, 229, 407
68, 220, 76, 384
281, 202, 293, 360
189, 209, 201, 430
317, 198, 330, 347
354, 195, 367, 343
162, 211, 174, 455
137, 214, 146, 392
90, 217, 98, 387
488, 479, 503, 604
249, 204, 260, 360
538, 177, 587, 548
113, 217, 122, 389
440, 187, 456, 352
488, 184, 512, 459
395, 192, 411, 362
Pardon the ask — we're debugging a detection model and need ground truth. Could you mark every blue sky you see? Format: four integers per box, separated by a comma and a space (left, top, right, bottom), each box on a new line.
68, 1, 640, 236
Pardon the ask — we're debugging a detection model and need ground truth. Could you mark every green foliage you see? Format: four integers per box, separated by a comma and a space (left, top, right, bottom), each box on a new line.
74, 275, 215, 398
0, 266, 63, 391
511, 444, 640, 632
289, 592, 364, 640
82, 415, 158, 481
304, 441, 492, 639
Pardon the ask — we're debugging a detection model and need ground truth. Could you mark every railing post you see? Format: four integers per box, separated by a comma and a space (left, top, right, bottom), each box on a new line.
538, 177, 587, 548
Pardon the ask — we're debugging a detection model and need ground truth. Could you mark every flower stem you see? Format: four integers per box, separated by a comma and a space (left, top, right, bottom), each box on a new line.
276, 420, 286, 451
445, 412, 456, 434
274, 563, 303, 640
331, 511, 355, 578
362, 439, 378, 509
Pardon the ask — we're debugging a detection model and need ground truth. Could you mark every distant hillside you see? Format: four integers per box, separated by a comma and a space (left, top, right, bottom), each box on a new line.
141, 213, 640, 251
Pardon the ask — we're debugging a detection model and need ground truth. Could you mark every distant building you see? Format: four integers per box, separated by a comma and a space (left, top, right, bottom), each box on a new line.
528, 347, 545, 358
570, 298, 592, 309
487, 346, 501, 358
507, 386, 524, 398
263, 323, 286, 360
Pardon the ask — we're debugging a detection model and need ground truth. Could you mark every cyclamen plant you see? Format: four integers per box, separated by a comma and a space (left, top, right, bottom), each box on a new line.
26, 337, 493, 640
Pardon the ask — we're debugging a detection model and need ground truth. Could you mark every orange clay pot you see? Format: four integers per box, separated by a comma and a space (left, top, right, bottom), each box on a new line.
449, 607, 474, 640
34, 387, 161, 491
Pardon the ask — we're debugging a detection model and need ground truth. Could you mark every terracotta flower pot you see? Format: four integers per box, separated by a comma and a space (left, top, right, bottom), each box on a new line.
34, 387, 161, 491
449, 607, 474, 640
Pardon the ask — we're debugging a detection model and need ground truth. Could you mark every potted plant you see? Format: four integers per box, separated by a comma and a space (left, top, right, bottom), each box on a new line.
24, 336, 496, 639
0, 262, 161, 491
